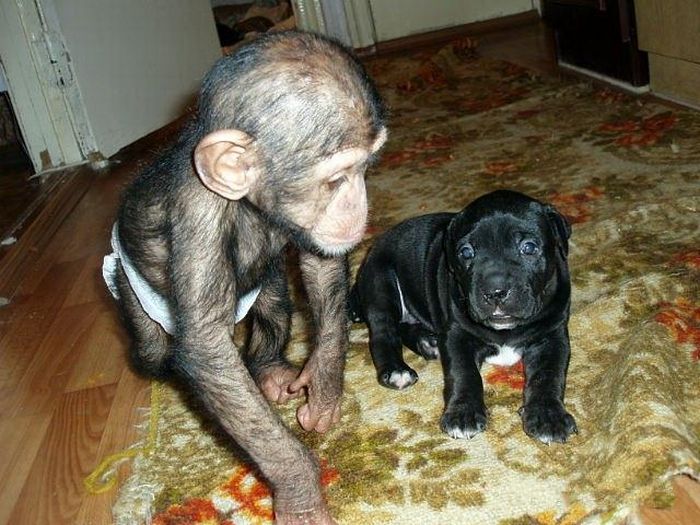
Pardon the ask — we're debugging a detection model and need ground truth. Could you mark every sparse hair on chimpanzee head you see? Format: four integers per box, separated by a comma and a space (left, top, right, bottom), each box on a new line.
196, 30, 387, 179
107, 29, 388, 523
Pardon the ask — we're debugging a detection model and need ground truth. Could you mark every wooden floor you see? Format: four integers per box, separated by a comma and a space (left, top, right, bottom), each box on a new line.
0, 21, 698, 525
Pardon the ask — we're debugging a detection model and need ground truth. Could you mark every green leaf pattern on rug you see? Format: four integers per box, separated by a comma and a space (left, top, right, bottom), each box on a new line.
111, 40, 700, 525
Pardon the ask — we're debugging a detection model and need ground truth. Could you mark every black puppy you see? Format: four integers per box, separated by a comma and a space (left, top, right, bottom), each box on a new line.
350, 190, 577, 443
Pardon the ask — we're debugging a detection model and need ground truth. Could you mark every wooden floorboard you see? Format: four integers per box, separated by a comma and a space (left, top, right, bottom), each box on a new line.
0, 168, 93, 301
0, 19, 696, 525
7, 384, 117, 525
0, 413, 52, 525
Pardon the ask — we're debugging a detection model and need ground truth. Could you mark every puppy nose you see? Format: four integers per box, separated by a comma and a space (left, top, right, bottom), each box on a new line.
483, 288, 510, 304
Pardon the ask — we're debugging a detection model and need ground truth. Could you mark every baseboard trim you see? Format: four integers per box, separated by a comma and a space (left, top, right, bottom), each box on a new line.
359, 10, 541, 57
558, 61, 650, 94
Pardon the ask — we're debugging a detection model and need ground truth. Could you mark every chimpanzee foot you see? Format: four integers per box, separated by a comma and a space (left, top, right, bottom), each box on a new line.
257, 363, 303, 404
288, 360, 343, 433
294, 400, 341, 434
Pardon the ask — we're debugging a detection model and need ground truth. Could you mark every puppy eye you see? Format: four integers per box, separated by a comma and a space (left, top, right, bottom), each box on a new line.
520, 240, 539, 255
459, 244, 475, 259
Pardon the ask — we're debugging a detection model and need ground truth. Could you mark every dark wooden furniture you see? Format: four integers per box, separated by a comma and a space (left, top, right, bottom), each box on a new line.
542, 0, 649, 86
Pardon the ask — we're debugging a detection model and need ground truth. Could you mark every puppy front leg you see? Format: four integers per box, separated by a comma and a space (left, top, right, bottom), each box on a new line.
439, 326, 488, 439
520, 330, 577, 444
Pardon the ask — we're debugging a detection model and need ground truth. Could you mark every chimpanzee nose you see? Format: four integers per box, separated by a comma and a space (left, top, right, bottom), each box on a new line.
483, 288, 510, 304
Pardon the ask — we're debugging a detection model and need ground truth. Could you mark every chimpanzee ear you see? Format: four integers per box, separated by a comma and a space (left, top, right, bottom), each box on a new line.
545, 204, 571, 258
371, 127, 388, 153
193, 130, 258, 200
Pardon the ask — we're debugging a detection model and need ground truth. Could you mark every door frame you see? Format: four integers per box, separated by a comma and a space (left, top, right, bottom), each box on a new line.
292, 0, 378, 49
0, 0, 97, 173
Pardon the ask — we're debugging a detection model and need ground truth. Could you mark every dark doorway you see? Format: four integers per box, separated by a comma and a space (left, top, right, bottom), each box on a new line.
0, 91, 43, 240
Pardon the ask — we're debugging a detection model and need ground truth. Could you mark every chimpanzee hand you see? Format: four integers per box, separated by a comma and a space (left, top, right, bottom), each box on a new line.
257, 363, 304, 404
288, 352, 343, 433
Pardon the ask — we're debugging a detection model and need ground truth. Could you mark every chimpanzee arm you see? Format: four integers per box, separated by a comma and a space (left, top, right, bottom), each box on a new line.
245, 261, 302, 404
167, 213, 326, 518
290, 251, 349, 433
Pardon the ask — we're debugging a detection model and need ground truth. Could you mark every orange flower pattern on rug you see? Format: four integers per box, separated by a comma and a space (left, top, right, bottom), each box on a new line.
595, 87, 628, 105
598, 112, 677, 147
655, 298, 700, 361
396, 60, 448, 93
486, 362, 525, 390
458, 86, 531, 115
670, 249, 700, 271
152, 461, 339, 525
380, 132, 456, 169
111, 40, 700, 525
153, 498, 224, 525
221, 465, 273, 522
548, 187, 604, 225
485, 161, 520, 176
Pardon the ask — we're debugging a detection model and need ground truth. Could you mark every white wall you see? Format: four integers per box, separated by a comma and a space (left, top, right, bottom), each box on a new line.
368, 0, 533, 42
53, 0, 221, 157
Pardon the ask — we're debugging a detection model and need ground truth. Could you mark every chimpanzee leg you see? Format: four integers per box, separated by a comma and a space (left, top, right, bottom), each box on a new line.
175, 333, 328, 520
114, 263, 171, 377
288, 253, 350, 434
173, 288, 331, 523
245, 262, 299, 404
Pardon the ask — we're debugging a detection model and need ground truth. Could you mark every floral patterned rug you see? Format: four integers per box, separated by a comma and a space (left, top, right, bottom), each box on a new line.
106, 40, 700, 524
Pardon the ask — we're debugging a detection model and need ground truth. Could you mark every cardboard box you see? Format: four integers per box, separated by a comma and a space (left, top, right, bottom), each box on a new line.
636, 0, 700, 63
636, 0, 700, 106
648, 52, 700, 108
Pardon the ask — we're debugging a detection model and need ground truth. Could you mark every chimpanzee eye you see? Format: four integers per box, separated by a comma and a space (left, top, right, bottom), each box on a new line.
520, 240, 539, 255
327, 174, 348, 192
459, 243, 475, 259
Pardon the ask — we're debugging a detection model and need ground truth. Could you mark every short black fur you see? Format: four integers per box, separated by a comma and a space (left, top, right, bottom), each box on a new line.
351, 190, 578, 443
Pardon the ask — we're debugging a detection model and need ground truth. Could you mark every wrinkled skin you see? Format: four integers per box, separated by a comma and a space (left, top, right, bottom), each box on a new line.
112, 31, 386, 524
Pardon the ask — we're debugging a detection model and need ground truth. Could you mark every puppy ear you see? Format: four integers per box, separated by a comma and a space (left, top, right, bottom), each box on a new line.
545, 205, 571, 258
194, 129, 258, 200
443, 216, 459, 273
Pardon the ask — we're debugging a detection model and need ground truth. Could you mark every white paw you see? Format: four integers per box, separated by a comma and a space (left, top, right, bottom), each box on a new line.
444, 426, 480, 440
417, 338, 439, 359
388, 370, 416, 389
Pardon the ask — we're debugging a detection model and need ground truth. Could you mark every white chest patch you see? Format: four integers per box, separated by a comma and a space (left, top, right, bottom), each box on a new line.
484, 344, 522, 366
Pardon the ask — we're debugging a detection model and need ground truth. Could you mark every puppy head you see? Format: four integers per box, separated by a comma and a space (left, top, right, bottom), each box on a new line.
446, 190, 570, 331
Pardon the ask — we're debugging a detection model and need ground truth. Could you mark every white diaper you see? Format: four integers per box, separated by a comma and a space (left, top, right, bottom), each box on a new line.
102, 224, 260, 334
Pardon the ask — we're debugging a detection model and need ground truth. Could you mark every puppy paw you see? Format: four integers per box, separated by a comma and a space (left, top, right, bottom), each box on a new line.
416, 335, 439, 360
440, 406, 488, 439
378, 365, 418, 390
519, 401, 577, 444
